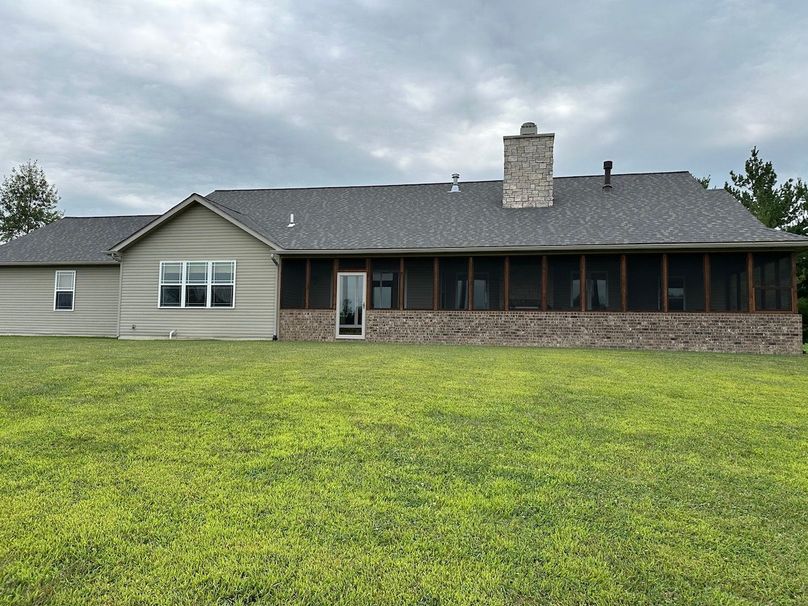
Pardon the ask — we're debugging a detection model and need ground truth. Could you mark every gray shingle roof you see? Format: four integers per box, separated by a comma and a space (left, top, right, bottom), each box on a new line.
0, 215, 158, 264
3, 171, 807, 265
205, 172, 808, 251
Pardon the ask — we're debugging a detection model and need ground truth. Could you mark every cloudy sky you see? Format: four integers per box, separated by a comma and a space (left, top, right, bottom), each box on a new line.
1, 1, 806, 216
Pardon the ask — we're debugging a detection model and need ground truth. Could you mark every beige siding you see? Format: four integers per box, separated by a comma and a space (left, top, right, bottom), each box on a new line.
0, 265, 120, 337
118, 204, 277, 339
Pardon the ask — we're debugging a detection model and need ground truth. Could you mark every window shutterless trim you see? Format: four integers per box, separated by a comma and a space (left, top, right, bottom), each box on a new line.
158, 260, 236, 309
53, 270, 76, 312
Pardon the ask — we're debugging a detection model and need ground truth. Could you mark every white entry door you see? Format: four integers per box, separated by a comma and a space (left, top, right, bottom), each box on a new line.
336, 272, 366, 339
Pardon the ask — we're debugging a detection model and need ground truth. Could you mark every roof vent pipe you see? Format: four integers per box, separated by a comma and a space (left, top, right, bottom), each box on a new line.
602, 161, 613, 191
449, 173, 460, 193
287, 213, 295, 227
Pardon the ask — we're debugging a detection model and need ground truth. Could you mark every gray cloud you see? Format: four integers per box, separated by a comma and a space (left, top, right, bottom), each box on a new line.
1, 0, 806, 216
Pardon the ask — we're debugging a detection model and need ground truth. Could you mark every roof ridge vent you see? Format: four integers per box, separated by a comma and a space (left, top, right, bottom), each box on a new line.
287, 213, 296, 228
449, 173, 461, 193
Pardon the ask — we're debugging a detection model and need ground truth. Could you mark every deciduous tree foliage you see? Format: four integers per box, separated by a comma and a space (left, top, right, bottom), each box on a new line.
0, 160, 63, 243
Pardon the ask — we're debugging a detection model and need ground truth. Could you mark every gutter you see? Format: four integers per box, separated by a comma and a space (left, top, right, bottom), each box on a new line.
274, 240, 808, 256
0, 260, 120, 266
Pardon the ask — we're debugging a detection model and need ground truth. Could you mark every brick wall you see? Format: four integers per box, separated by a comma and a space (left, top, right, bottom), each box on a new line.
280, 309, 803, 354
279, 309, 335, 341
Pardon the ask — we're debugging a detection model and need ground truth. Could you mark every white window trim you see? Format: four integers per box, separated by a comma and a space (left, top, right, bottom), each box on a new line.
54, 270, 76, 312
158, 261, 236, 309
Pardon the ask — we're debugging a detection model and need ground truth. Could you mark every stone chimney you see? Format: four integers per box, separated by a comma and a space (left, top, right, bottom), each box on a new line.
502, 122, 554, 208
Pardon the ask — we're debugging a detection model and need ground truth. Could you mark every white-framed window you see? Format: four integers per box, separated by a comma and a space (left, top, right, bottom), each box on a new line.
159, 261, 236, 309
54, 270, 75, 311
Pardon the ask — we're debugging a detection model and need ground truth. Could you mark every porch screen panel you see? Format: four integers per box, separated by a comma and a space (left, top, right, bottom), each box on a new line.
338, 258, 367, 271
667, 254, 705, 311
439, 257, 468, 310
627, 254, 662, 311
547, 256, 580, 311
753, 252, 791, 311
710, 253, 748, 311
371, 258, 400, 309
472, 257, 504, 310
308, 259, 333, 309
508, 255, 541, 310
404, 258, 433, 310
280, 259, 306, 308
584, 255, 621, 311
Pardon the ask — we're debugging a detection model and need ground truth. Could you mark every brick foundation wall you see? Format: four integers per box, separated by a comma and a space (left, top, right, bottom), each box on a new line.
279, 309, 335, 341
280, 309, 803, 354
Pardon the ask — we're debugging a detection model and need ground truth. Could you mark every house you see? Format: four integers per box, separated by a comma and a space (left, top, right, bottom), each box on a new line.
1, 122, 806, 354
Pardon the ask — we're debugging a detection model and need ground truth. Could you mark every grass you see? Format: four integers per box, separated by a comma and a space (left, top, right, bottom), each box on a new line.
0, 338, 806, 605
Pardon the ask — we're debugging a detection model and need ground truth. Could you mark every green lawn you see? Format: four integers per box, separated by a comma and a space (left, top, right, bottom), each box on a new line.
1, 338, 806, 605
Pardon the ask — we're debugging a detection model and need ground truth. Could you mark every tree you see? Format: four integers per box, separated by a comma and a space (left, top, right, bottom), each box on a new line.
0, 160, 63, 243
724, 147, 808, 341
724, 147, 808, 234
696, 175, 711, 189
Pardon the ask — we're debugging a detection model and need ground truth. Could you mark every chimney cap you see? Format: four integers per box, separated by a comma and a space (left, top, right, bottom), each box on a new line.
603, 160, 613, 170
520, 122, 538, 135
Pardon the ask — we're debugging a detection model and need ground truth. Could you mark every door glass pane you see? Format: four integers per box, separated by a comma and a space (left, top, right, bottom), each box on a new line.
338, 274, 364, 337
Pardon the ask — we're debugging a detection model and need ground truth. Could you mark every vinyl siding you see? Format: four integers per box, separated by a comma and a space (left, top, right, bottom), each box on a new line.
118, 204, 277, 339
0, 265, 119, 336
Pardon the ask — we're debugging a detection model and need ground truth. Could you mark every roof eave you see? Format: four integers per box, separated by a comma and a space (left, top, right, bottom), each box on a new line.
0, 260, 119, 266
275, 240, 808, 256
